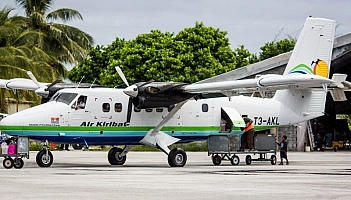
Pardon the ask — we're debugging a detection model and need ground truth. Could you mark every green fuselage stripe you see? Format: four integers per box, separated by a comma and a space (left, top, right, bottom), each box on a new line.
0, 125, 277, 132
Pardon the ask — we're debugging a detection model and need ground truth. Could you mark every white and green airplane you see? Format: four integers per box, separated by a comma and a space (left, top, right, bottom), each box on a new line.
0, 17, 347, 168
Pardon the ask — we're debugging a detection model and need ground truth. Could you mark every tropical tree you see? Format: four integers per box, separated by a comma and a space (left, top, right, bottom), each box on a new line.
14, 0, 94, 76
0, 0, 94, 113
259, 38, 296, 61
0, 6, 56, 112
69, 23, 238, 87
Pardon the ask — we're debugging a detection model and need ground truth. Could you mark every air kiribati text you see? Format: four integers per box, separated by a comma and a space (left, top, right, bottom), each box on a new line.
80, 121, 130, 127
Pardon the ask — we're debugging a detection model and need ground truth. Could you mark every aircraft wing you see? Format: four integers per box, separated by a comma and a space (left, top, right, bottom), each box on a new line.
0, 78, 50, 90
182, 74, 335, 94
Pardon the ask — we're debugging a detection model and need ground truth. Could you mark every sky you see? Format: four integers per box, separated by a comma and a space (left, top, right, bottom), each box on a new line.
2, 0, 351, 54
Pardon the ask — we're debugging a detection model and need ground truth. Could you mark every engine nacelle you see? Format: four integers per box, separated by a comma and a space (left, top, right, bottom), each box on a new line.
132, 82, 198, 109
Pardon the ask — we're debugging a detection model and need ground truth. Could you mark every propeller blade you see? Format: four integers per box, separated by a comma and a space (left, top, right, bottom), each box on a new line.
115, 66, 129, 87
44, 78, 62, 91
26, 71, 40, 88
139, 79, 155, 88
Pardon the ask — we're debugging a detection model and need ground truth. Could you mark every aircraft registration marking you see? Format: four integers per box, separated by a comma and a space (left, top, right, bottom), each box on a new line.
253, 117, 279, 126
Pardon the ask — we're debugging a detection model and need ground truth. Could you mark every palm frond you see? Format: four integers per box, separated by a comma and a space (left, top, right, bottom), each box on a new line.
46, 8, 83, 23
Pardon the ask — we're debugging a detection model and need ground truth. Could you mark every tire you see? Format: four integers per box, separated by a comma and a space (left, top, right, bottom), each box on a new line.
168, 148, 187, 167
108, 147, 126, 165
14, 158, 24, 169
212, 155, 222, 165
270, 155, 277, 165
36, 150, 53, 167
245, 155, 252, 165
3, 157, 14, 169
72, 144, 84, 150
334, 145, 339, 152
230, 155, 240, 165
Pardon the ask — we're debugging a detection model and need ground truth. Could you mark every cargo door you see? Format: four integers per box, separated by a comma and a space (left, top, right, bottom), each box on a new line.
221, 107, 245, 132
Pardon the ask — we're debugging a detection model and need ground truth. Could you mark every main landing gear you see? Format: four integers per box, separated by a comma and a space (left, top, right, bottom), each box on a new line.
108, 147, 126, 165
106, 145, 187, 167
168, 148, 187, 167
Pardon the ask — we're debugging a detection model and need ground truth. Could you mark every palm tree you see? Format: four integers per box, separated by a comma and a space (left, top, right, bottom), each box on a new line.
0, 6, 53, 113
14, 0, 94, 74
0, 1, 94, 113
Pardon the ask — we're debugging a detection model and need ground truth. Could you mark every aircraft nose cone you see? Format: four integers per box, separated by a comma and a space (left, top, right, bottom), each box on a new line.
123, 85, 138, 97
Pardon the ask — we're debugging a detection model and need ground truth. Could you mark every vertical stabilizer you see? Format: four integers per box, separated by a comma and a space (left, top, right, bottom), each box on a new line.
283, 17, 335, 77
274, 17, 336, 122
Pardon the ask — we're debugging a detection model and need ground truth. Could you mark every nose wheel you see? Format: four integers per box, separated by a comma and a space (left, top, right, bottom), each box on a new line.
36, 150, 53, 167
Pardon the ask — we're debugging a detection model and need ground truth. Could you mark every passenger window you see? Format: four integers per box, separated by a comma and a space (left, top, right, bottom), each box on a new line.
114, 103, 122, 112
145, 108, 153, 113
134, 107, 141, 112
102, 103, 110, 112
202, 103, 208, 112
156, 108, 163, 112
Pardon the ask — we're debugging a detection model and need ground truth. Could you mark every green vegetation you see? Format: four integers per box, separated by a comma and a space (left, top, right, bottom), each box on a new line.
0, 0, 93, 113
29, 141, 57, 151
68, 22, 295, 87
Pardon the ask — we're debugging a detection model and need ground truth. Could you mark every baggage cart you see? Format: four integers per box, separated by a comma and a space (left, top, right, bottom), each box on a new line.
1, 136, 29, 169
208, 134, 277, 166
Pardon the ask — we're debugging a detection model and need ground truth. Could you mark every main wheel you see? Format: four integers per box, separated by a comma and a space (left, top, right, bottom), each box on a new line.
270, 155, 277, 165
108, 147, 126, 165
230, 155, 240, 165
245, 155, 252, 165
14, 158, 24, 169
168, 148, 187, 167
212, 155, 222, 165
72, 144, 84, 150
36, 150, 53, 167
3, 157, 14, 169
334, 145, 339, 152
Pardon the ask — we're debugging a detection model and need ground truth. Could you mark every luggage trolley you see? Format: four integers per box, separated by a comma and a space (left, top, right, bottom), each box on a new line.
0, 136, 29, 169
208, 134, 277, 166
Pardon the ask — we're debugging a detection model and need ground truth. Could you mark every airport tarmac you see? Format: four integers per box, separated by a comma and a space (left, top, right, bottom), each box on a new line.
1, 150, 351, 200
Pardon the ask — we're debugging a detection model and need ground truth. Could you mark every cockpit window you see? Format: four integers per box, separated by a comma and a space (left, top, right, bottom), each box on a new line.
51, 93, 78, 105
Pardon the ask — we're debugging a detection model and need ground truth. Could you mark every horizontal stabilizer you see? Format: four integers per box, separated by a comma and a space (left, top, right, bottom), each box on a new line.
330, 88, 347, 101
330, 74, 347, 88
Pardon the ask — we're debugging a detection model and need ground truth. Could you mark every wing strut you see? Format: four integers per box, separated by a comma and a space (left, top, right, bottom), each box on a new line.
140, 100, 188, 154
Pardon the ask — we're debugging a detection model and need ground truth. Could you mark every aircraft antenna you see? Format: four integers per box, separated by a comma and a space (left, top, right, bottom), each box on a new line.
90, 78, 97, 88
76, 76, 84, 88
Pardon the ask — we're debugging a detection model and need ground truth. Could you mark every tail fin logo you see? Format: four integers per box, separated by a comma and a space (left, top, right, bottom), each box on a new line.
288, 59, 329, 78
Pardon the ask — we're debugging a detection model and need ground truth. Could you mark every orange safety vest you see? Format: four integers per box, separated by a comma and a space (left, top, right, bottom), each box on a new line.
244, 121, 254, 132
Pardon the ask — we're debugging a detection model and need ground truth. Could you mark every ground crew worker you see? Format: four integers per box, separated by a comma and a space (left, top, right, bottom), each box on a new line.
240, 117, 255, 151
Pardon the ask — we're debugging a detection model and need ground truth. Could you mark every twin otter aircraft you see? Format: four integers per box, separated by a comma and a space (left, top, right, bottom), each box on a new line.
0, 17, 347, 167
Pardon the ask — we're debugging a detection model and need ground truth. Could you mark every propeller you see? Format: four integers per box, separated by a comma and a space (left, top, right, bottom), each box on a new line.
115, 66, 139, 97
115, 66, 154, 98
115, 66, 129, 87
26, 71, 61, 98
27, 71, 40, 88
44, 78, 62, 91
